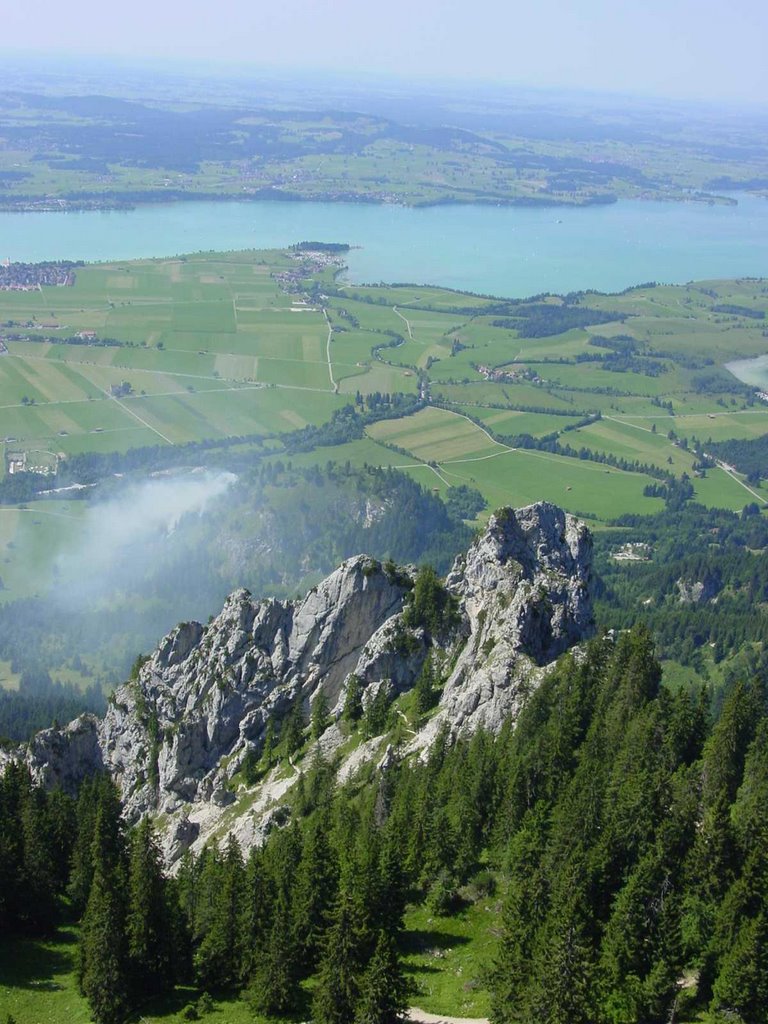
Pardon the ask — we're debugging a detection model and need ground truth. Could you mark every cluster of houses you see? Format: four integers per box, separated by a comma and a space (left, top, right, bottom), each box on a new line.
0, 260, 78, 291
475, 363, 543, 385
610, 542, 652, 562
5, 449, 58, 475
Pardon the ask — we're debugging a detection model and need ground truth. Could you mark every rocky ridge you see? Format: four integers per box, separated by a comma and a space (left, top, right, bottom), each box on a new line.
6, 502, 593, 863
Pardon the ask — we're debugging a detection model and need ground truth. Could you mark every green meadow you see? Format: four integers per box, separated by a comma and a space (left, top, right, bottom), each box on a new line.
1, 253, 767, 600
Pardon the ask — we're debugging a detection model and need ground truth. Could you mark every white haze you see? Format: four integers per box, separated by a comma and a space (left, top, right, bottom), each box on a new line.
53, 470, 237, 602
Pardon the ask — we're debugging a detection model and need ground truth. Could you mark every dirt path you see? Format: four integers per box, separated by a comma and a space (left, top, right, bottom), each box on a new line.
408, 1008, 489, 1024
393, 305, 414, 339
437, 406, 515, 451
323, 308, 339, 392
715, 462, 764, 503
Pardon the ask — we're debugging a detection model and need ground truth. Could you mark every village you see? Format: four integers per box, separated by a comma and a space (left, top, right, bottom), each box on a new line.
475, 362, 544, 384
0, 259, 80, 290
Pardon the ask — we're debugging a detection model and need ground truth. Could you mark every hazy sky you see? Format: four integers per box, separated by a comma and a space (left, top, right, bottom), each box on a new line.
4, 0, 767, 105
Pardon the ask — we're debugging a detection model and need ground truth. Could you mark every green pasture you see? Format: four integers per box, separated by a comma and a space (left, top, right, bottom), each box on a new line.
0, 252, 342, 455
338, 363, 420, 396
270, 436, 415, 474
402, 899, 497, 1017
0, 895, 499, 1024
327, 296, 405, 333
394, 306, 469, 344
367, 406, 506, 463
573, 417, 695, 472
660, 409, 768, 443
334, 282, 491, 311
454, 405, 582, 438
0, 257, 766, 583
432, 379, 593, 412
327, 329, 377, 382
0, 659, 21, 690
692, 467, 766, 510
0, 927, 93, 1024
438, 447, 665, 521
523, 359, 688, 397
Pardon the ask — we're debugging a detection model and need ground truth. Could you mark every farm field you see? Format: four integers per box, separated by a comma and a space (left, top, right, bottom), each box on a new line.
368, 406, 665, 521
1, 252, 768, 602
0, 251, 357, 463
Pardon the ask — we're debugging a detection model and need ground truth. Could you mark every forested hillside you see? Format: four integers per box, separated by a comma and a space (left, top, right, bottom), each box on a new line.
2, 629, 766, 1024
596, 503, 768, 671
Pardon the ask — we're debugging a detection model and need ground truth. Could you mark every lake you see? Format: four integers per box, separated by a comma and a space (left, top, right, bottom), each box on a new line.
1, 194, 767, 298
726, 355, 768, 391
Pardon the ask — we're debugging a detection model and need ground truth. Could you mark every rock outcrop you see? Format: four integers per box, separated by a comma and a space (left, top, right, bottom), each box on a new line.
100, 553, 410, 821
676, 572, 721, 605
6, 502, 593, 863
417, 502, 593, 745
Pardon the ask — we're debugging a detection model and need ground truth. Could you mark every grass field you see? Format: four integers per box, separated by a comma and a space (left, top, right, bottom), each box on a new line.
1, 254, 767, 602
364, 406, 667, 520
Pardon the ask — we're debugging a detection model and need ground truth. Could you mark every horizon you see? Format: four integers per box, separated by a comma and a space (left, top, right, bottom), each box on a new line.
3, 0, 768, 107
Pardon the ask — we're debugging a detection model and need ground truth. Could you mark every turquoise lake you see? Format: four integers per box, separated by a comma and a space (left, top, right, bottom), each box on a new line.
0, 194, 767, 298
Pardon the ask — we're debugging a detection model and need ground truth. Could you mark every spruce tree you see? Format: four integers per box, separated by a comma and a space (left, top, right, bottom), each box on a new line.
413, 653, 437, 716
283, 693, 305, 755
194, 834, 245, 990
312, 691, 330, 740
68, 776, 101, 916
77, 794, 129, 1024
292, 812, 338, 968
355, 930, 409, 1024
249, 888, 299, 1014
238, 847, 273, 982
126, 818, 173, 998
313, 888, 364, 1024
342, 674, 363, 726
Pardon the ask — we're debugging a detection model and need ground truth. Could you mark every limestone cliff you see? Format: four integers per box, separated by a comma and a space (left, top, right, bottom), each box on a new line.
5, 502, 593, 863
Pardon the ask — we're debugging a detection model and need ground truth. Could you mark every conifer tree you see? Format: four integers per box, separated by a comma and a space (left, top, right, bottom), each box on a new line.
283, 693, 305, 754
312, 691, 330, 740
711, 909, 768, 1024
292, 811, 338, 968
77, 792, 129, 1024
413, 653, 437, 716
19, 780, 58, 933
249, 888, 300, 1014
68, 776, 102, 915
126, 818, 173, 998
355, 930, 409, 1024
238, 847, 273, 982
194, 834, 245, 990
528, 890, 595, 1024
313, 887, 364, 1024
260, 717, 278, 772
342, 674, 363, 726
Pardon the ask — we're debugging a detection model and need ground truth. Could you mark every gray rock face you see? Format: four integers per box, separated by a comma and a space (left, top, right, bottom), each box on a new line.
13, 502, 593, 861
417, 503, 593, 745
96, 555, 410, 821
25, 715, 103, 794
676, 573, 721, 605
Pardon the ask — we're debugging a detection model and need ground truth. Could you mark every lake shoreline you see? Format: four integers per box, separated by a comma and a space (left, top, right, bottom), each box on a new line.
0, 187, 749, 216
726, 354, 768, 389
0, 194, 766, 298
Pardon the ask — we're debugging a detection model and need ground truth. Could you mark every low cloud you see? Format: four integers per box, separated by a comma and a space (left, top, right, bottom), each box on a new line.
53, 470, 237, 603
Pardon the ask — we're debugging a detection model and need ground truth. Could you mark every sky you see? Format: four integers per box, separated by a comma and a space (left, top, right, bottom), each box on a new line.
2, 0, 767, 105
